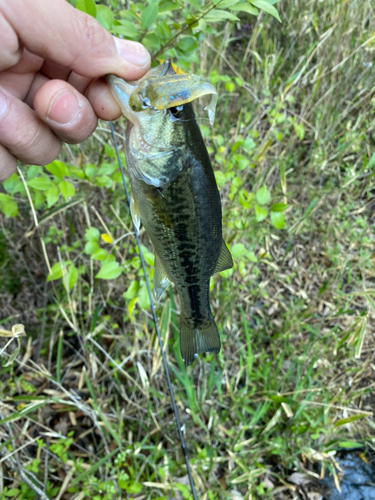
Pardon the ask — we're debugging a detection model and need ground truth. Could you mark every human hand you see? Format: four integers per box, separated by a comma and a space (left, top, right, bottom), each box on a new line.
0, 0, 151, 181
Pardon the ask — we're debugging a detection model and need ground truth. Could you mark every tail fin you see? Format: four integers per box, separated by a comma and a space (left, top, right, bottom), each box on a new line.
180, 319, 221, 366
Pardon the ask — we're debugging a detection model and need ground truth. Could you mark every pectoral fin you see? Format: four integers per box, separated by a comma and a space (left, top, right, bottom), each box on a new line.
153, 256, 171, 302
130, 193, 141, 232
214, 239, 233, 274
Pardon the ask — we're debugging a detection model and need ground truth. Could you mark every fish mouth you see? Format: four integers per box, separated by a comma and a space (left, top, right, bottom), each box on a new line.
106, 74, 169, 156
106, 75, 139, 125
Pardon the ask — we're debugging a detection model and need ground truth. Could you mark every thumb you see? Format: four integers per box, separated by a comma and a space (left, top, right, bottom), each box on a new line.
0, 0, 150, 79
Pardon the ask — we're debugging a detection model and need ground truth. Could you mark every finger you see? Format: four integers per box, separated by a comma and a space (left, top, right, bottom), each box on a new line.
24, 72, 49, 108
39, 60, 71, 81
0, 143, 17, 182
0, 49, 43, 101
86, 78, 122, 121
0, 7, 22, 71
33, 80, 98, 144
0, 88, 61, 165
0, 0, 150, 79
24, 72, 92, 109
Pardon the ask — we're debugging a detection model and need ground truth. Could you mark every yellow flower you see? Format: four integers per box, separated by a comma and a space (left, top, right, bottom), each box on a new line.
101, 233, 113, 244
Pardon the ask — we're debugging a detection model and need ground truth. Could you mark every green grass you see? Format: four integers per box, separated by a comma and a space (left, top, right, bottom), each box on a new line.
1, 0, 375, 499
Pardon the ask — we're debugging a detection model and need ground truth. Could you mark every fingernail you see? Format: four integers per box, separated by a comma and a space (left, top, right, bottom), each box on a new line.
47, 89, 81, 124
0, 89, 9, 119
114, 39, 150, 68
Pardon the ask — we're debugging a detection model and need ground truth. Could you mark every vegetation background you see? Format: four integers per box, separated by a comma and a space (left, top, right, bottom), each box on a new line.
0, 0, 374, 498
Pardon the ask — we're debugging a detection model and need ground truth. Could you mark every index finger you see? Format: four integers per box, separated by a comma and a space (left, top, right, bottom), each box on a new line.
0, 0, 150, 79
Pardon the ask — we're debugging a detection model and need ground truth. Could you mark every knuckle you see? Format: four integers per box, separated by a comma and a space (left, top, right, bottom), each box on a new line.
82, 14, 108, 53
10, 114, 61, 165
0, 13, 21, 70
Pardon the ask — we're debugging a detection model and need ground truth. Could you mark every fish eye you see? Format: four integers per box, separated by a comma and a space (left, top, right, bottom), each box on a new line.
141, 97, 151, 109
168, 105, 184, 120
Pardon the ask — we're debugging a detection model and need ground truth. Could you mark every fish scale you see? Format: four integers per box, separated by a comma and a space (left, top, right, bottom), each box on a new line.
107, 61, 233, 366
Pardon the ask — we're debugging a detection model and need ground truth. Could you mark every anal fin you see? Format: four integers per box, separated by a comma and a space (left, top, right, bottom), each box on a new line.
153, 256, 171, 302
130, 192, 141, 232
214, 239, 233, 274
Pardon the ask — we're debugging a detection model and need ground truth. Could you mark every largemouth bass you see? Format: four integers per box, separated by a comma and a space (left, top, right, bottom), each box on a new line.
107, 61, 233, 366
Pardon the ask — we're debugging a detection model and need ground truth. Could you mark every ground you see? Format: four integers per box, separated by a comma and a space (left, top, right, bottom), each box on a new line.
0, 1, 375, 499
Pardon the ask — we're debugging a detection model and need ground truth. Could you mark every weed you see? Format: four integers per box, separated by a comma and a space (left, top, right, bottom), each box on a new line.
1, 0, 375, 499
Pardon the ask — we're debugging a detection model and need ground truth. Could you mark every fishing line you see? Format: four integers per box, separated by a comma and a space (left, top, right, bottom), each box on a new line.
109, 121, 198, 500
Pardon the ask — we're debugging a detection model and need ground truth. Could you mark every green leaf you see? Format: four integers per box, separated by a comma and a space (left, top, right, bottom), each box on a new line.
34, 191, 45, 209
45, 160, 67, 179
231, 3, 259, 15
4, 488, 20, 497
96, 262, 123, 280
176, 37, 197, 53
95, 175, 113, 189
214, 171, 226, 187
124, 281, 140, 300
4, 338, 21, 367
231, 243, 247, 259
3, 173, 24, 195
128, 297, 137, 321
102, 253, 115, 265
141, 2, 159, 29
255, 205, 268, 222
68, 166, 85, 179
271, 203, 288, 212
91, 249, 109, 261
112, 22, 140, 40
0, 194, 18, 218
27, 176, 53, 191
219, 0, 241, 7
47, 262, 64, 281
46, 186, 59, 208
335, 414, 369, 427
159, 0, 180, 12
138, 284, 150, 310
143, 33, 161, 51
59, 180, 75, 200
293, 121, 305, 140
338, 441, 363, 449
368, 152, 375, 169
85, 227, 100, 242
84, 241, 100, 255
76, 0, 96, 17
205, 9, 240, 22
256, 186, 271, 205
67, 265, 79, 290
271, 211, 284, 229
27, 165, 43, 179
71, 448, 120, 486
96, 5, 113, 30
98, 162, 118, 176
84, 164, 98, 180
183, 0, 200, 8
269, 395, 297, 405
128, 481, 142, 494
250, 0, 281, 21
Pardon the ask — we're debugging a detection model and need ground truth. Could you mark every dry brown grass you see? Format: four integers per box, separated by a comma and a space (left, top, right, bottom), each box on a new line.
1, 0, 375, 498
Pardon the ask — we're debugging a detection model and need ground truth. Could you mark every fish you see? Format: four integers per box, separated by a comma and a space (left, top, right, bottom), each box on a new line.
107, 60, 233, 366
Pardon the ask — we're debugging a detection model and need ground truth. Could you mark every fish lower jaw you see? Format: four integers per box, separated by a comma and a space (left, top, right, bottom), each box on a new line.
129, 130, 153, 155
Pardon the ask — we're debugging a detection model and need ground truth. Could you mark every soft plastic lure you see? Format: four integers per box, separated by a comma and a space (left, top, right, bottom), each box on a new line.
128, 74, 218, 125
